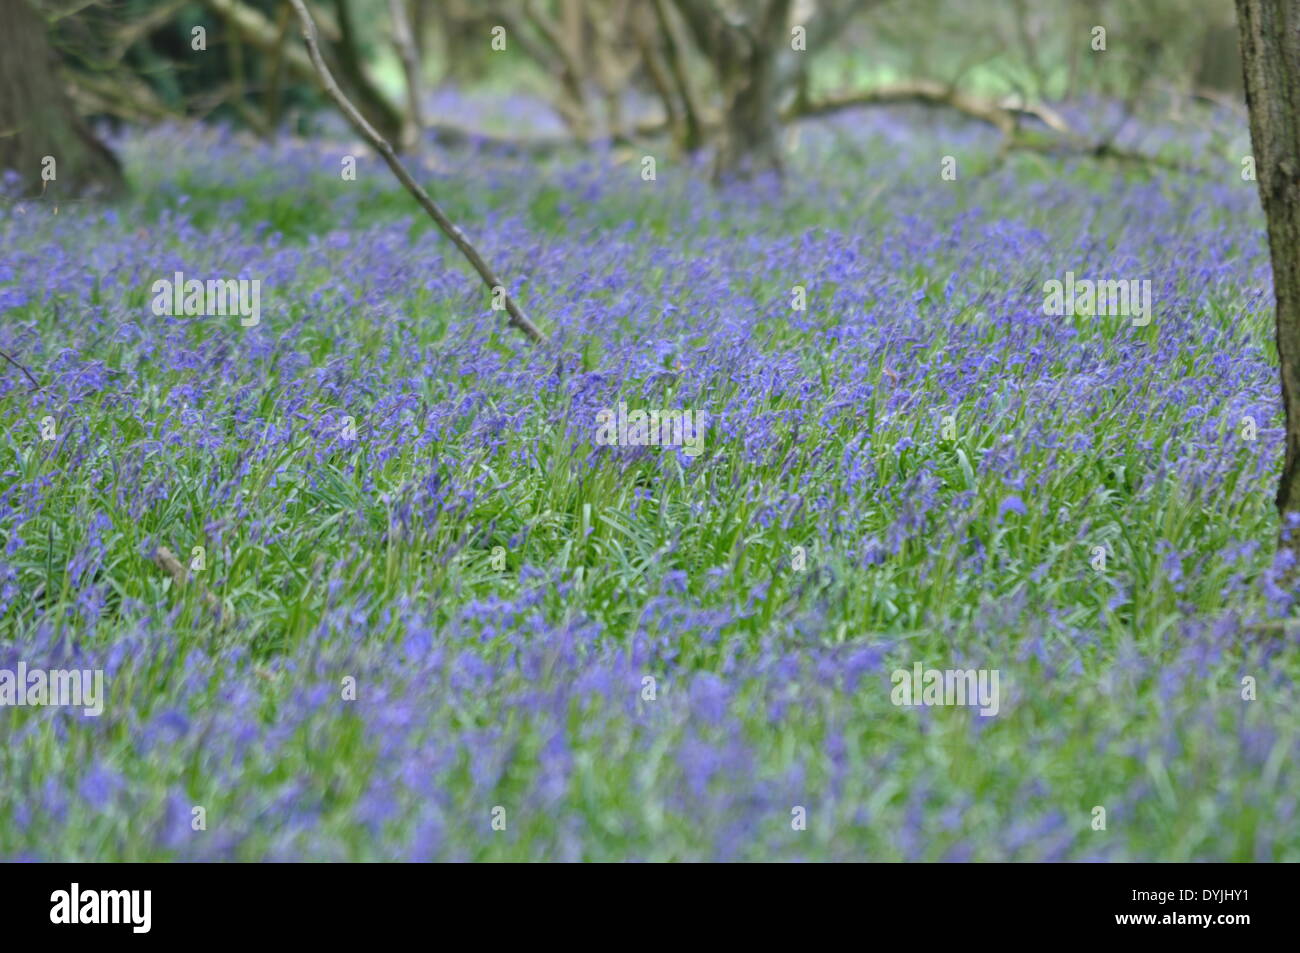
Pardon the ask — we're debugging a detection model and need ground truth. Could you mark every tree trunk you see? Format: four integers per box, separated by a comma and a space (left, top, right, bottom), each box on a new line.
1235, 0, 1300, 538
389, 0, 425, 149
673, 0, 791, 184
332, 0, 406, 147
714, 34, 783, 182
0, 0, 124, 198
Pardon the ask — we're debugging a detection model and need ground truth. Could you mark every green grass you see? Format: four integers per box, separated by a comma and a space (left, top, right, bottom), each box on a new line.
0, 106, 1295, 861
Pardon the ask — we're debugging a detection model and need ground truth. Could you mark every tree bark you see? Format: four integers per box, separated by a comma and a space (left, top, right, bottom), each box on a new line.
332, 0, 406, 146
673, 0, 791, 183
653, 0, 704, 152
714, 37, 783, 183
1235, 0, 1300, 536
0, 0, 124, 198
389, 0, 425, 148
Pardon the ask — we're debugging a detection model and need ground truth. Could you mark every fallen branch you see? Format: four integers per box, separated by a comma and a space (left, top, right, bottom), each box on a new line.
424, 122, 570, 156
287, 0, 546, 345
789, 81, 1071, 137
1012, 136, 1209, 175
0, 347, 42, 390
151, 546, 226, 623
793, 82, 1208, 175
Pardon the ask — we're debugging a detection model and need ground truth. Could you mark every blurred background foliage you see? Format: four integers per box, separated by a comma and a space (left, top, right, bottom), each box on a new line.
43, 0, 1243, 134
0, 0, 1248, 197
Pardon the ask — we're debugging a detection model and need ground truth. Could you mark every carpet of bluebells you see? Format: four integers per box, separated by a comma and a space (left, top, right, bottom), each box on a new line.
2, 93, 1298, 861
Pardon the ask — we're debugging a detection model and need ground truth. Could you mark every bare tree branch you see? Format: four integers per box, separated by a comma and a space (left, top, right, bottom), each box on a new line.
790, 80, 1205, 174
792, 80, 1031, 135
0, 347, 43, 391
287, 0, 546, 345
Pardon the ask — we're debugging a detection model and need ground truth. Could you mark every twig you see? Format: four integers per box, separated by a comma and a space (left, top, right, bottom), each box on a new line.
287, 0, 547, 345
0, 347, 42, 390
151, 546, 227, 624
